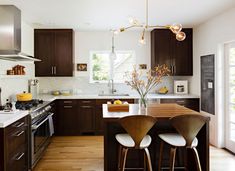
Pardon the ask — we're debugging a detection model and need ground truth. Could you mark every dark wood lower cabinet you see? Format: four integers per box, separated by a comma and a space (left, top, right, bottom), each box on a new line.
160, 98, 200, 112
55, 100, 79, 135
79, 100, 95, 134
54, 98, 198, 136
0, 116, 29, 171
54, 99, 135, 135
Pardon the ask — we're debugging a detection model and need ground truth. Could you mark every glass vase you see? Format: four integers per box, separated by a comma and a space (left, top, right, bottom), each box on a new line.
138, 95, 147, 114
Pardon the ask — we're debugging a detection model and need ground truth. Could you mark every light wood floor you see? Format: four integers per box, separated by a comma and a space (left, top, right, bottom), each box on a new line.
33, 136, 235, 171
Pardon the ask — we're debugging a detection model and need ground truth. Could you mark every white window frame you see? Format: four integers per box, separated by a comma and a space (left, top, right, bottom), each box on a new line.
89, 50, 136, 83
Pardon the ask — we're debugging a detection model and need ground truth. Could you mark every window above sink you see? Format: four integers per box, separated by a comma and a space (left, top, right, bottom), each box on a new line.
89, 51, 136, 83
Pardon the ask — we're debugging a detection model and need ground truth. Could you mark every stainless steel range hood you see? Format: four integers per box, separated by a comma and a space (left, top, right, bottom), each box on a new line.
0, 5, 41, 62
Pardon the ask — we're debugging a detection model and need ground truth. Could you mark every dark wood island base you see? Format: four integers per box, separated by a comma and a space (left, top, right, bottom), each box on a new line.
103, 104, 210, 171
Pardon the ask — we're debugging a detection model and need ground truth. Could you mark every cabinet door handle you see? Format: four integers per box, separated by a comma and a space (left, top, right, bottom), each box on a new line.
13, 130, 24, 137
64, 101, 73, 104
171, 65, 173, 74
64, 106, 73, 108
54, 66, 57, 75
13, 122, 25, 128
14, 152, 25, 161
51, 66, 54, 75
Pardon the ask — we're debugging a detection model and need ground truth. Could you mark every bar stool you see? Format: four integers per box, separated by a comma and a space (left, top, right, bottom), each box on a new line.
116, 115, 157, 171
158, 114, 207, 171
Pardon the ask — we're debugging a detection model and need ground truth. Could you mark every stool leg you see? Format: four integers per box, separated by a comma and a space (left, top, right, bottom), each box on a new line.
169, 147, 177, 171
121, 148, 129, 171
144, 148, 153, 171
158, 140, 164, 171
118, 145, 123, 171
144, 150, 147, 171
192, 147, 202, 171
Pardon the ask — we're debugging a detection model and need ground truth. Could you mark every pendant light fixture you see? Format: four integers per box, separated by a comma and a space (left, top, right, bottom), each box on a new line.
109, 31, 117, 79
114, 0, 186, 44
110, 31, 117, 60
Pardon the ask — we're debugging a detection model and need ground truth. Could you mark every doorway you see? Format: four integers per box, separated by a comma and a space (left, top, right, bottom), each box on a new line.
225, 42, 235, 153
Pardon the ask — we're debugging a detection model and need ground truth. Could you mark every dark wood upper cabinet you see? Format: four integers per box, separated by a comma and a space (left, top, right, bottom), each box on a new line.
151, 28, 193, 76
34, 29, 73, 77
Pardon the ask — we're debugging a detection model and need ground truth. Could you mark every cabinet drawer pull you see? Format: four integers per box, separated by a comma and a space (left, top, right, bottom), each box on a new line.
13, 130, 24, 137
81, 101, 91, 103
64, 106, 73, 108
176, 100, 185, 103
13, 122, 25, 128
14, 152, 25, 161
63, 101, 73, 104
81, 106, 92, 108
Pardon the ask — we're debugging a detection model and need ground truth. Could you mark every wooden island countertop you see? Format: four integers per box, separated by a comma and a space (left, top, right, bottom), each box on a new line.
103, 103, 209, 120
102, 103, 210, 171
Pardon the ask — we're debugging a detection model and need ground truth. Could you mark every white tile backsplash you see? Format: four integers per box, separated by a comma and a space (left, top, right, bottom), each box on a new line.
37, 76, 176, 95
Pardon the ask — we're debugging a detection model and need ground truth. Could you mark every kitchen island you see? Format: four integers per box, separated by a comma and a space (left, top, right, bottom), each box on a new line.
103, 104, 210, 171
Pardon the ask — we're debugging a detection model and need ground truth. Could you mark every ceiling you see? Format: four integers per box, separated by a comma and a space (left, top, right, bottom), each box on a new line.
1, 0, 235, 30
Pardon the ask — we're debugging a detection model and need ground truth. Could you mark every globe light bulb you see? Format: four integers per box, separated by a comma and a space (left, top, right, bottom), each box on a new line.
170, 23, 182, 34
113, 30, 119, 35
176, 31, 186, 41
139, 38, 146, 45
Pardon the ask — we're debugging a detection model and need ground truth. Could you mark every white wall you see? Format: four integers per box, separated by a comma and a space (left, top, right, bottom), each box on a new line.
38, 30, 189, 95
0, 21, 35, 104
191, 7, 235, 147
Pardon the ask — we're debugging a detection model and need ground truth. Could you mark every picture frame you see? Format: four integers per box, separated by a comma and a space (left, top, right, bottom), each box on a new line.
174, 80, 188, 94
139, 64, 147, 70
77, 63, 87, 71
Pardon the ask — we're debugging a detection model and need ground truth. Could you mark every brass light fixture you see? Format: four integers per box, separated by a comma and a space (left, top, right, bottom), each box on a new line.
115, 0, 186, 44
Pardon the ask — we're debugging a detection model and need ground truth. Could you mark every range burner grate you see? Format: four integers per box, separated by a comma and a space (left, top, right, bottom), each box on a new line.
15, 99, 43, 110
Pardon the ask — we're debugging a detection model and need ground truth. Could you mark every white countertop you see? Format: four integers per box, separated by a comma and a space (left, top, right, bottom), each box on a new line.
37, 93, 200, 101
0, 93, 199, 128
0, 110, 29, 128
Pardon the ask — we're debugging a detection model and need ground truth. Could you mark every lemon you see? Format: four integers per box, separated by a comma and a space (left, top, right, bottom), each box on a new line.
114, 100, 122, 105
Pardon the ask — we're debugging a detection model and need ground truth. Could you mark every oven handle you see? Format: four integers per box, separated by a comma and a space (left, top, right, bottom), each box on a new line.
32, 117, 49, 130
32, 112, 54, 130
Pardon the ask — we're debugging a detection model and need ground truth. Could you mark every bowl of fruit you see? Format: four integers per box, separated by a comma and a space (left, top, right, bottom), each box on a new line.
107, 100, 129, 112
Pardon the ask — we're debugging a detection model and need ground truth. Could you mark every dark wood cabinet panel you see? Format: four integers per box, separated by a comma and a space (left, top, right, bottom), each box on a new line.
35, 29, 73, 77
54, 30, 73, 76
0, 116, 29, 171
151, 29, 172, 70
34, 30, 54, 76
79, 105, 95, 134
160, 98, 200, 112
172, 29, 193, 75
151, 28, 193, 76
55, 100, 79, 135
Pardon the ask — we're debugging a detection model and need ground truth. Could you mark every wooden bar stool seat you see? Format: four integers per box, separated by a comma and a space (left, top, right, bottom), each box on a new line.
158, 114, 207, 171
116, 115, 157, 171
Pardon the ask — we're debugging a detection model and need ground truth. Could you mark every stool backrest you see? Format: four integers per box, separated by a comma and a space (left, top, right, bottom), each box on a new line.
119, 115, 157, 148
170, 114, 207, 147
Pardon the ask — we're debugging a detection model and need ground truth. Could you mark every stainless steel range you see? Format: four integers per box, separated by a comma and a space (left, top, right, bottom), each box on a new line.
16, 100, 55, 169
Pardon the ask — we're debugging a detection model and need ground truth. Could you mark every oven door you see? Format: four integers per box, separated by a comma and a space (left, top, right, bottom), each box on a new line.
31, 113, 54, 165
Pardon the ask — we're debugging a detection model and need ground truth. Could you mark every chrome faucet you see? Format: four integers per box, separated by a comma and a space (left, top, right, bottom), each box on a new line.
108, 79, 116, 94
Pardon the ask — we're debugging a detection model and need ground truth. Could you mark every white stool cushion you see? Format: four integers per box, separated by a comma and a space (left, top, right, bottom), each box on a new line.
158, 133, 198, 147
115, 133, 152, 148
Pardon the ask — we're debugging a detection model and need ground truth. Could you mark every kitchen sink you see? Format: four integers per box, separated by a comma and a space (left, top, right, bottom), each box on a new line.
98, 93, 129, 96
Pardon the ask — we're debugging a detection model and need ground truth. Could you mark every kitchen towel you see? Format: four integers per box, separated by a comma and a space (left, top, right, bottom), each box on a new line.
48, 113, 54, 136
